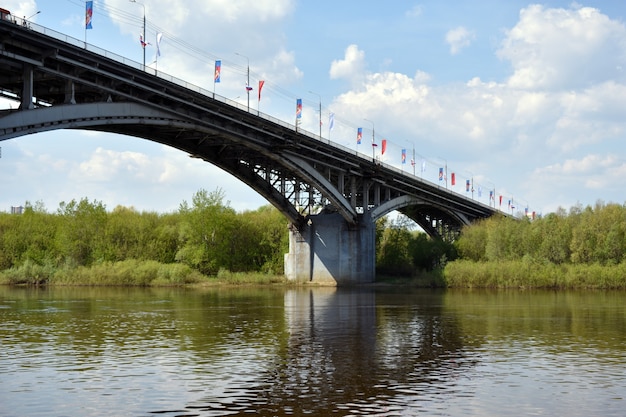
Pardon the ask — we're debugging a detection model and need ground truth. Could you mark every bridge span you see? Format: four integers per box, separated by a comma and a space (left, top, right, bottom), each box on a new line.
0, 19, 503, 285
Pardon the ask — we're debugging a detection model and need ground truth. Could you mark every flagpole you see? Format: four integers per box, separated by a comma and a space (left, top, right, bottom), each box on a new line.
364, 118, 375, 162
309, 90, 322, 139
129, 0, 146, 70
235, 52, 250, 111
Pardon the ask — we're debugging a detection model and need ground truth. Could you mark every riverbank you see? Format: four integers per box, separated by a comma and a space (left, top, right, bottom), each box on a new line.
3, 258, 626, 289
0, 259, 287, 287
443, 259, 626, 289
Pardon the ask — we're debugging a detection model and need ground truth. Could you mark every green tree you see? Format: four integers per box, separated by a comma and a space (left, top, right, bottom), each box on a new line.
377, 217, 414, 275
176, 188, 237, 275
55, 198, 108, 266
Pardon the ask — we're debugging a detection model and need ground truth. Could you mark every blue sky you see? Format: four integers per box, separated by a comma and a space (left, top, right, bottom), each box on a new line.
1, 0, 625, 217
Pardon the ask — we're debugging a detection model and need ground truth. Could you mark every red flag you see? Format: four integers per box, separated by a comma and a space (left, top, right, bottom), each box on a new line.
451, 173, 456, 186
381, 139, 387, 155
258, 80, 265, 101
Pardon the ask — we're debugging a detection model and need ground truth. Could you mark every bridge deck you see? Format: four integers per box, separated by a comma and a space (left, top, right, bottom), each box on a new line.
0, 18, 502, 238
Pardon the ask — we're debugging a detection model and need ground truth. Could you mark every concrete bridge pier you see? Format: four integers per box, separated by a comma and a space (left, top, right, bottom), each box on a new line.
284, 212, 376, 285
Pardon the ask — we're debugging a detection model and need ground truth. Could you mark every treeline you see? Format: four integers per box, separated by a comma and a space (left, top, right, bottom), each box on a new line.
1, 186, 457, 286
0, 189, 288, 285
447, 201, 626, 288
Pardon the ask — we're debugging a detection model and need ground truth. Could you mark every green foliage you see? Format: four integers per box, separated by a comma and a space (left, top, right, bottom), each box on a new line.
447, 201, 626, 288
0, 189, 290, 285
444, 259, 626, 289
0, 259, 56, 285
56, 198, 108, 266
52, 260, 205, 286
376, 215, 457, 277
214, 268, 288, 285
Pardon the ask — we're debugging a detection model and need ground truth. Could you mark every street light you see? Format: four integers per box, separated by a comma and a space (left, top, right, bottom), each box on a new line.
235, 52, 250, 111
364, 118, 375, 161
309, 91, 322, 138
129, 0, 145, 70
26, 11, 40, 20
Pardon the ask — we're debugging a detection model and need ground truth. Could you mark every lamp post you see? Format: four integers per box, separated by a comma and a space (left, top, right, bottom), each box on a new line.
129, 0, 145, 70
364, 118, 375, 161
26, 11, 40, 20
309, 91, 322, 138
235, 52, 250, 111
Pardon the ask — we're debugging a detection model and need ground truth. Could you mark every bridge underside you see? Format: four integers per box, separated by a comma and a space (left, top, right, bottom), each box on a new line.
0, 19, 500, 285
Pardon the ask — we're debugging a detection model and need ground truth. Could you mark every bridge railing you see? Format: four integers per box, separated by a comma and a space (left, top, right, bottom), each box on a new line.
19, 21, 522, 218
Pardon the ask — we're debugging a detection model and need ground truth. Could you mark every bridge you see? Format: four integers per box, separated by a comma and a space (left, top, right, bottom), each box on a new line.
0, 19, 504, 285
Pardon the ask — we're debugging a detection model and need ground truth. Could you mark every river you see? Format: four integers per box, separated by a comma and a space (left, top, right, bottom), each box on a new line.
1, 286, 624, 416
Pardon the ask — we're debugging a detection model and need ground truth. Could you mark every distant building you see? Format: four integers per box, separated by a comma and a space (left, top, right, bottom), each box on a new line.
11, 206, 24, 214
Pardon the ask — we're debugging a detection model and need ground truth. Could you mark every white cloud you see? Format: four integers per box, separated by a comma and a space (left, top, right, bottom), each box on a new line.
498, 4, 626, 90
106, 0, 299, 96
445, 26, 476, 55
322, 4, 626, 214
329, 44, 366, 81
72, 147, 152, 182
2, 0, 37, 21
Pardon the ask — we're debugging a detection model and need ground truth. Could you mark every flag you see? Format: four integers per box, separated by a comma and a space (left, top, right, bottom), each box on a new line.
245, 83, 253, 91
439, 167, 444, 181
85, 1, 93, 29
357, 127, 362, 144
401, 149, 406, 164
381, 139, 387, 155
411, 158, 415, 167
214, 60, 221, 83
499, 195, 503, 207
451, 173, 456, 186
421, 159, 426, 172
329, 112, 335, 131
139, 33, 150, 48
466, 180, 470, 192
296, 99, 302, 119
258, 80, 264, 101
156, 33, 163, 56
478, 186, 482, 198
490, 190, 494, 201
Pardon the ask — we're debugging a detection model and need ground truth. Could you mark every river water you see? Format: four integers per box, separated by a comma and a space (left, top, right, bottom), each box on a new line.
0, 286, 624, 416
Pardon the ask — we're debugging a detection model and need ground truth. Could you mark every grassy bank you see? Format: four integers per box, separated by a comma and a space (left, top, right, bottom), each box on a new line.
0, 259, 287, 287
444, 259, 626, 289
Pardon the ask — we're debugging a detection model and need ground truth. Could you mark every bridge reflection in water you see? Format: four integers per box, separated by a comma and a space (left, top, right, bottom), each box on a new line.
0, 19, 504, 284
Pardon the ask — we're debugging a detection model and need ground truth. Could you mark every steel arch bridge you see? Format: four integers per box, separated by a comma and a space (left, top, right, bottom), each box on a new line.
0, 19, 500, 284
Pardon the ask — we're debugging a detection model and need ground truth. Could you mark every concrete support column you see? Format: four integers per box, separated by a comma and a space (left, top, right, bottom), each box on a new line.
20, 65, 34, 110
64, 79, 76, 104
284, 212, 375, 285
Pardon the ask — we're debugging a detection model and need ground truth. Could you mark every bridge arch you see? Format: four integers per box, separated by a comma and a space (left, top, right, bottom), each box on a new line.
0, 20, 501, 283
371, 195, 471, 240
